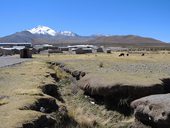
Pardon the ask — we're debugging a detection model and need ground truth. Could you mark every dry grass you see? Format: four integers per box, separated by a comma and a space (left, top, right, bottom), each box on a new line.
1, 52, 170, 128
57, 77, 133, 128
0, 60, 57, 128
35, 51, 170, 62
68, 107, 98, 128
54, 66, 69, 80
35, 52, 170, 87
33, 52, 170, 127
0, 98, 9, 106
14, 89, 44, 96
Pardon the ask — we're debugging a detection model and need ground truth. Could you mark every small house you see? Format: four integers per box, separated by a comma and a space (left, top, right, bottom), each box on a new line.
20, 48, 32, 58
97, 47, 104, 53
82, 48, 93, 53
75, 48, 93, 54
106, 49, 111, 54
0, 48, 14, 56
59, 47, 69, 51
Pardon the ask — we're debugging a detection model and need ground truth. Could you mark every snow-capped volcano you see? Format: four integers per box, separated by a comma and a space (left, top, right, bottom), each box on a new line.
27, 25, 77, 37
28, 26, 57, 36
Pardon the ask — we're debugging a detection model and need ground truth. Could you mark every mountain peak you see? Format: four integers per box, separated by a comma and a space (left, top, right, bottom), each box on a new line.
27, 25, 77, 37
27, 25, 57, 36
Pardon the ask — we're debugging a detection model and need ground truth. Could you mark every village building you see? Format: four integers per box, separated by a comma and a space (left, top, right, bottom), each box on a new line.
58, 47, 69, 51
96, 47, 104, 52
20, 48, 32, 58
0, 43, 32, 48
0, 48, 13, 56
75, 48, 93, 54
68, 45, 96, 53
0, 46, 26, 56
108, 47, 129, 51
106, 49, 112, 53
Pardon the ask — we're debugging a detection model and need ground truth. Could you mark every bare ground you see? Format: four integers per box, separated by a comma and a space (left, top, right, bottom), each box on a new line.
0, 60, 58, 128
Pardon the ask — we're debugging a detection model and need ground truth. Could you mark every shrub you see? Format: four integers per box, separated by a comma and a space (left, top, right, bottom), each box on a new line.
55, 67, 69, 80
99, 62, 104, 68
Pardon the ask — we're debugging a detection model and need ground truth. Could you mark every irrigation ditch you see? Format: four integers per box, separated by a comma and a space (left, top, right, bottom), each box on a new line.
21, 61, 170, 128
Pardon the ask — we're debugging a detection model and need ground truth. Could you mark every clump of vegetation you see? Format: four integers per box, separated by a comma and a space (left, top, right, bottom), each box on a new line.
79, 118, 98, 128
0, 98, 9, 106
55, 67, 69, 80
118, 98, 130, 107
68, 107, 99, 128
55, 105, 79, 128
117, 97, 133, 116
99, 62, 104, 68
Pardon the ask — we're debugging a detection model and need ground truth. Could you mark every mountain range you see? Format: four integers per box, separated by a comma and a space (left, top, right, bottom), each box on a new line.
0, 25, 169, 47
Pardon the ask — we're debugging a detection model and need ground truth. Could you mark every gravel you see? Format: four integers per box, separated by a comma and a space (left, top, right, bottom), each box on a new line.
110, 62, 170, 75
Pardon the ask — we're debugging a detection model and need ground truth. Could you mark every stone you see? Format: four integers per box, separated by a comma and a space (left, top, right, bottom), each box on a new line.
131, 94, 170, 128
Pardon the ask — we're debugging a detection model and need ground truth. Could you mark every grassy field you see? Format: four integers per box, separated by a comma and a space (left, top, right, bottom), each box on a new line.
0, 52, 170, 128
36, 52, 170, 127
35, 52, 170, 86
0, 60, 58, 128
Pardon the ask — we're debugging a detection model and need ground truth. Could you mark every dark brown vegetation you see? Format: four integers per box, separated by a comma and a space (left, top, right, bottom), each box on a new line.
141, 53, 145, 56
19, 97, 58, 113
40, 84, 64, 103
78, 75, 170, 116
119, 53, 125, 56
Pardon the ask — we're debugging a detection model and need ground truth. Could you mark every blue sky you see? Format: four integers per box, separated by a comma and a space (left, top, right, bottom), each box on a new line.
0, 0, 170, 42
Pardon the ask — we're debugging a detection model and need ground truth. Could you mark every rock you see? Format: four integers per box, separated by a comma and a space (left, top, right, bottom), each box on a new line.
131, 94, 170, 128
62, 67, 72, 74
130, 119, 152, 128
90, 101, 95, 105
72, 70, 86, 80
72, 70, 81, 80
80, 71, 86, 77
40, 107, 46, 113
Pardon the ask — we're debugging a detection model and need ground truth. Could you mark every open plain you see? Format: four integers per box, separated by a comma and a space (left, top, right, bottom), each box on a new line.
0, 52, 170, 128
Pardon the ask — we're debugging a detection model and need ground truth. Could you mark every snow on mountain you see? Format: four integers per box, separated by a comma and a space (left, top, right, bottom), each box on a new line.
28, 26, 57, 36
27, 26, 77, 37
60, 31, 76, 37
92, 34, 111, 37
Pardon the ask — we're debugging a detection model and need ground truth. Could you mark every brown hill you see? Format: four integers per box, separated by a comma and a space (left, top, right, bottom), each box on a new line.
85, 35, 170, 47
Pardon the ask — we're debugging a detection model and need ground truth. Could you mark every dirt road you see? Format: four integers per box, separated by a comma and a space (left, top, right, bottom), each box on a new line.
0, 55, 30, 68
